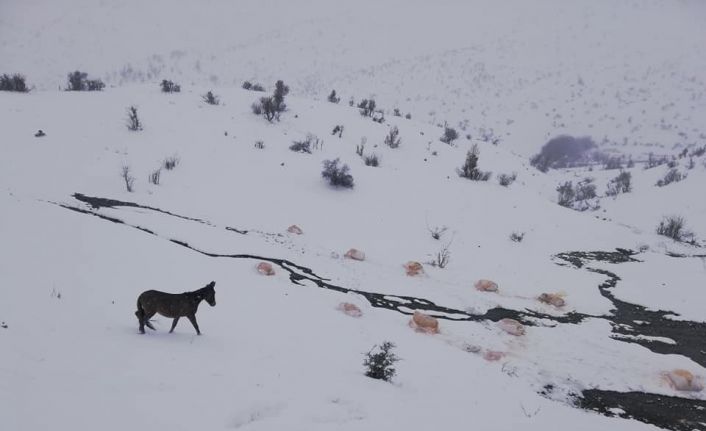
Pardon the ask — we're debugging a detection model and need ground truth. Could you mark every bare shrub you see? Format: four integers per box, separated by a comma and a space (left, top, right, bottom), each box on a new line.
384, 126, 401, 149
645, 153, 668, 169
322, 158, 354, 188
363, 341, 399, 382
163, 155, 180, 170
363, 154, 380, 167
148, 168, 161, 185
160, 80, 181, 93
126, 106, 142, 131
121, 165, 135, 192
332, 125, 344, 138
498, 173, 517, 187
355, 143, 365, 157
656, 216, 694, 243
440, 124, 459, 145
656, 168, 685, 187
202, 91, 219, 105
252, 80, 289, 122
457, 144, 491, 181
251, 101, 263, 115
557, 179, 598, 211
254, 140, 265, 149
428, 242, 451, 268
604, 157, 623, 170
290, 137, 313, 154
427, 224, 447, 240
405, 113, 412, 120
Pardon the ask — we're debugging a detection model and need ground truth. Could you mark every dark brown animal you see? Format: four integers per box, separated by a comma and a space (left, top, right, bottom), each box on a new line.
135, 281, 216, 335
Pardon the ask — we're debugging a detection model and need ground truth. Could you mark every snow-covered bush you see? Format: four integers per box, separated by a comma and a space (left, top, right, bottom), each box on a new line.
0, 74, 28, 92
645, 153, 668, 169
457, 144, 491, 181
327, 89, 340, 103
253, 80, 289, 122
440, 124, 459, 145
358, 99, 376, 117
126, 106, 142, 131
363, 154, 380, 167
163, 155, 180, 170
603, 157, 623, 170
121, 165, 135, 192
384, 126, 401, 149
656, 168, 685, 187
290, 138, 313, 154
606, 171, 632, 196
66, 71, 104, 91
160, 80, 181, 93
322, 158, 354, 188
427, 224, 447, 240
242, 81, 265, 92
557, 179, 598, 211
497, 173, 517, 187
656, 216, 694, 243
202, 90, 219, 105
510, 232, 525, 242
363, 341, 399, 382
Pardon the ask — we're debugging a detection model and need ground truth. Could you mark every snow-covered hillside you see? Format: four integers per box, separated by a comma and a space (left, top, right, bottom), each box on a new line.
2, 1, 706, 430
2, 0, 706, 156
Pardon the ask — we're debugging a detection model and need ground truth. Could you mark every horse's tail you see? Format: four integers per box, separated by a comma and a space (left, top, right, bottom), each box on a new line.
135, 299, 155, 330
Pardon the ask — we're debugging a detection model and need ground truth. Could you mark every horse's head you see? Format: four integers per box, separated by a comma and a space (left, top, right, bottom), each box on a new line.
203, 281, 216, 306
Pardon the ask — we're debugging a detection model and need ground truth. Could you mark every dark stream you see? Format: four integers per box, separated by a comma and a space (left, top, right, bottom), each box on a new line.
54, 193, 706, 430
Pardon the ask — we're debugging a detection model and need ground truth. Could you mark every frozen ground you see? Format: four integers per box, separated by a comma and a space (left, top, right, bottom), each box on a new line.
1, 1, 706, 430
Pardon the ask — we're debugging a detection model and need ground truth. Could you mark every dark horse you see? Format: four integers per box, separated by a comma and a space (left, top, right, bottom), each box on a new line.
135, 281, 216, 335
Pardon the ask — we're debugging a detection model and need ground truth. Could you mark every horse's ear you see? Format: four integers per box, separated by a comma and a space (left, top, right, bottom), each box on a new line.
208, 281, 216, 289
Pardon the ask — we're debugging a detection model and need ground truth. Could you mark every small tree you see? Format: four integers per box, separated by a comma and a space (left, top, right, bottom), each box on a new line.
327, 89, 340, 103
273, 80, 289, 114
363, 341, 399, 382
457, 144, 491, 181
126, 106, 142, 131
121, 165, 135, 192
202, 90, 219, 105
322, 158, 354, 188
384, 126, 401, 149
440, 124, 459, 145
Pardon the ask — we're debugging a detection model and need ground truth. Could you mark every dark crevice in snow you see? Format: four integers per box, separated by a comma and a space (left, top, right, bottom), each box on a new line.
554, 250, 706, 367
57, 194, 588, 326
577, 389, 706, 431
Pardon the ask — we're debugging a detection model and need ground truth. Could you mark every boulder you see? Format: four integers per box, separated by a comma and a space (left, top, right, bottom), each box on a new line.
256, 262, 275, 276
483, 350, 505, 361
538, 293, 565, 307
344, 248, 365, 261
665, 369, 703, 392
475, 279, 499, 292
404, 261, 424, 276
498, 318, 525, 336
287, 225, 303, 235
409, 311, 439, 334
337, 302, 363, 318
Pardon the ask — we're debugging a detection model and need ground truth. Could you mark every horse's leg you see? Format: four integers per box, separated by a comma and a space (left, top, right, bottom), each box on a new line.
169, 317, 180, 333
135, 310, 146, 334
143, 310, 157, 330
186, 314, 201, 335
